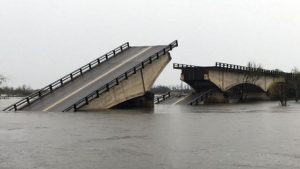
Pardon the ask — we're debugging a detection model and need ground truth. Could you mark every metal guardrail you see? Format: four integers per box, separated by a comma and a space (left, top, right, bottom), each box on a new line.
189, 90, 213, 106
63, 40, 179, 112
215, 62, 285, 75
174, 62, 287, 76
173, 63, 197, 69
3, 42, 130, 111
154, 92, 171, 104
287, 73, 300, 79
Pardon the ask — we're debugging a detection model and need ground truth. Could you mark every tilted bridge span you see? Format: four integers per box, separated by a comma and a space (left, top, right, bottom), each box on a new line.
3, 41, 178, 112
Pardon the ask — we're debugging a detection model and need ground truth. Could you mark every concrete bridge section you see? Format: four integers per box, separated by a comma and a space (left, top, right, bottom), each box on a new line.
78, 52, 172, 111
154, 90, 213, 105
3, 41, 178, 112
173, 62, 286, 102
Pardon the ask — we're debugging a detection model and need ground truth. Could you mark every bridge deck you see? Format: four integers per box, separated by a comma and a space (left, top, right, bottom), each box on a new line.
154, 92, 210, 105
18, 45, 168, 112
175, 92, 205, 105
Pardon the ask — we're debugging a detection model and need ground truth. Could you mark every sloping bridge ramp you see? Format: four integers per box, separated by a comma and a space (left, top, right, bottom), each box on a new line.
154, 90, 212, 105
3, 41, 178, 112
173, 90, 212, 105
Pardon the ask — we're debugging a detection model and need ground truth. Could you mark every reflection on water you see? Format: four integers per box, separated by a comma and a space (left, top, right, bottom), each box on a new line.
1, 99, 300, 169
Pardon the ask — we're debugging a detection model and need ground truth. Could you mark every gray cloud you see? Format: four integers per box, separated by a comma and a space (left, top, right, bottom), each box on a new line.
1, 0, 300, 88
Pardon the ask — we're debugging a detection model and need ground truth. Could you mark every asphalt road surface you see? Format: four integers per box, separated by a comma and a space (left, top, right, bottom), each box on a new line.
22, 45, 167, 112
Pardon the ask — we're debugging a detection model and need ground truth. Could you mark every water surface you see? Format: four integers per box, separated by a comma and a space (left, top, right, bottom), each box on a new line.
1, 99, 300, 169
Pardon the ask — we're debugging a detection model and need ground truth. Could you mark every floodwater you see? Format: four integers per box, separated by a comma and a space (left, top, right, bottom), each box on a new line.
1, 99, 300, 169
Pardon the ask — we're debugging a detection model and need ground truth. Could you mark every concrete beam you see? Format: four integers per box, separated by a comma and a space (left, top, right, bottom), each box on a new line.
207, 69, 285, 92
79, 53, 171, 111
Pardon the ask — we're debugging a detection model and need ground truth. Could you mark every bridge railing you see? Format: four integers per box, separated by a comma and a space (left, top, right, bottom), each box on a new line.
173, 63, 197, 69
64, 40, 178, 112
3, 42, 130, 111
189, 89, 213, 106
154, 92, 171, 104
215, 62, 286, 75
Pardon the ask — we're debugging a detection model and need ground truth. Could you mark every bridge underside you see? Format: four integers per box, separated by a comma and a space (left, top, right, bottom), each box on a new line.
79, 53, 171, 111
183, 80, 220, 93
174, 63, 285, 103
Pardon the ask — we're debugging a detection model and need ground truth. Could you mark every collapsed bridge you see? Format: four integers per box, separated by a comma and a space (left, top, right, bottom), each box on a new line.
174, 62, 285, 93
4, 41, 178, 112
155, 62, 287, 105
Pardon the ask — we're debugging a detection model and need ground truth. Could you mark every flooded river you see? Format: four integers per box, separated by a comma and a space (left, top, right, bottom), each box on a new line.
1, 99, 300, 169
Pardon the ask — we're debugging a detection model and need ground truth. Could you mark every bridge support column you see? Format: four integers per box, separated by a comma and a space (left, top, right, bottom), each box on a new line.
113, 91, 154, 108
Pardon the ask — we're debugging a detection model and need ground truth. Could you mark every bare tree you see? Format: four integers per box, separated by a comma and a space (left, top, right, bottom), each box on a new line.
0, 75, 6, 86
239, 62, 263, 102
291, 67, 300, 102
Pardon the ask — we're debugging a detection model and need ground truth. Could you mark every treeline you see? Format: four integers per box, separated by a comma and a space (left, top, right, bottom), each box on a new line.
268, 76, 300, 100
151, 84, 193, 94
0, 75, 5, 86
0, 85, 36, 97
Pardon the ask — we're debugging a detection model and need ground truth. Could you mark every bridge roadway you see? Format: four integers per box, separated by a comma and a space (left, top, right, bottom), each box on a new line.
19, 45, 168, 112
155, 91, 211, 105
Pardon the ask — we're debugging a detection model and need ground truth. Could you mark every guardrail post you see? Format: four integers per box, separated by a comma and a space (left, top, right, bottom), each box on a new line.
85, 97, 89, 105
149, 57, 152, 64
125, 72, 128, 79
156, 53, 159, 59
141, 62, 144, 69
73, 104, 77, 112
116, 78, 119, 85
106, 84, 110, 91
4, 42, 135, 112
96, 90, 99, 98
133, 67, 136, 74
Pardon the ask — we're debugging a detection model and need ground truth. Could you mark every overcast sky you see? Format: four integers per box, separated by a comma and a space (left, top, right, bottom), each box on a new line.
1, 0, 300, 88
